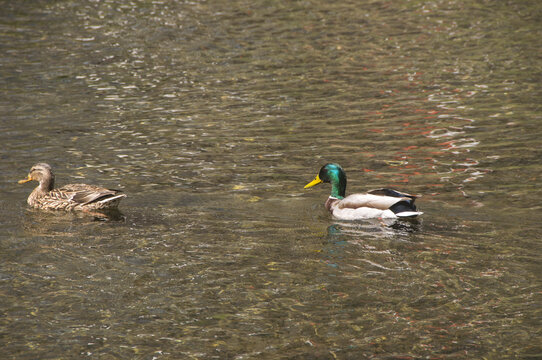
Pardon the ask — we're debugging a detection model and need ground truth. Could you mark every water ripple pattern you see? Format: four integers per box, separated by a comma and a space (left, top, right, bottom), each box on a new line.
1, 1, 541, 359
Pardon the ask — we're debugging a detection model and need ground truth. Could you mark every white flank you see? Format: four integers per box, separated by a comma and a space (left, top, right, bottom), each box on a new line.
332, 207, 397, 220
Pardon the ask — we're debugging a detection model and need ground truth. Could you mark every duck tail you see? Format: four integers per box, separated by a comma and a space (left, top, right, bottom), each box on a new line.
97, 193, 126, 206
390, 200, 423, 217
395, 211, 424, 217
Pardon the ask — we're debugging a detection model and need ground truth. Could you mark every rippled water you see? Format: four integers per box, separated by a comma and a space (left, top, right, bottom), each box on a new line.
1, 1, 541, 358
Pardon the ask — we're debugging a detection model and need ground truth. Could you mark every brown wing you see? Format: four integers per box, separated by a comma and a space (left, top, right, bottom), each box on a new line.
55, 184, 123, 205
367, 188, 417, 200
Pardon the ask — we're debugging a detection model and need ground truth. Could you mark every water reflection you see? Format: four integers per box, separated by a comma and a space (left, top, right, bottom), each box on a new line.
326, 219, 421, 242
20, 209, 125, 240
321, 220, 421, 276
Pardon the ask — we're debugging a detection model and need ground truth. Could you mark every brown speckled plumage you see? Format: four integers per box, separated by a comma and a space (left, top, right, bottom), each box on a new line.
19, 163, 126, 211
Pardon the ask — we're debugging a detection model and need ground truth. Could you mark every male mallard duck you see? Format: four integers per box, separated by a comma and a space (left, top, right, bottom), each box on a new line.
18, 163, 126, 211
304, 163, 422, 219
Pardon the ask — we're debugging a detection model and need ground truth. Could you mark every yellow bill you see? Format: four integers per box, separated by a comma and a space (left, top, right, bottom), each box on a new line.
18, 175, 32, 184
304, 175, 322, 189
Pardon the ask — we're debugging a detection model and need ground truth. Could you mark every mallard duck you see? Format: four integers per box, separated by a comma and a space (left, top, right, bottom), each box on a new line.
304, 163, 422, 219
18, 163, 126, 211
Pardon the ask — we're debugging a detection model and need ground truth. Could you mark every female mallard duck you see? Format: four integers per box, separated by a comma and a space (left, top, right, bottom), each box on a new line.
304, 163, 422, 219
18, 163, 126, 211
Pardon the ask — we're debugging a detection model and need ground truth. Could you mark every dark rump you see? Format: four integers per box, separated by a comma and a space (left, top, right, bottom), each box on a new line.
389, 200, 418, 214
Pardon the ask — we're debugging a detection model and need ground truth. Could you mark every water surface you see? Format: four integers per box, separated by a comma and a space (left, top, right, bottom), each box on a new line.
1, 1, 541, 358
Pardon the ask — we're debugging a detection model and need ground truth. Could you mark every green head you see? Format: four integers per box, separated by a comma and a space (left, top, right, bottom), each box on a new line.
304, 163, 347, 199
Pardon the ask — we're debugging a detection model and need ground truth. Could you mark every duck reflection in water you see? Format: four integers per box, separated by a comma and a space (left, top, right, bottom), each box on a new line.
321, 220, 420, 272
326, 217, 421, 242
21, 208, 126, 238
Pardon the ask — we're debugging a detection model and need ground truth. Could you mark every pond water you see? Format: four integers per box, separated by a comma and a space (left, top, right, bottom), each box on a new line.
1, 0, 541, 358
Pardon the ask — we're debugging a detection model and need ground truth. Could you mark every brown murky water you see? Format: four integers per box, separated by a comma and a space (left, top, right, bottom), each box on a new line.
1, 1, 541, 358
